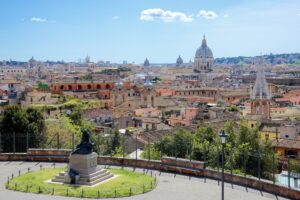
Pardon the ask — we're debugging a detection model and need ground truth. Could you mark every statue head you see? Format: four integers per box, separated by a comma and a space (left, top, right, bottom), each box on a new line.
81, 128, 90, 143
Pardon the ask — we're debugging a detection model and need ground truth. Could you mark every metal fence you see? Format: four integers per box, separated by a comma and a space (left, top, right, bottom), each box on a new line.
6, 164, 157, 198
1, 132, 299, 190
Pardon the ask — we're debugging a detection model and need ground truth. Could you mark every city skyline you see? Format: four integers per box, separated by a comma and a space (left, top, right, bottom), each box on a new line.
0, 0, 300, 63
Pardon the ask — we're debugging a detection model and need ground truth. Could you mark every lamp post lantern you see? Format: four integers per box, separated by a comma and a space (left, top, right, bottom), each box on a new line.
219, 129, 228, 200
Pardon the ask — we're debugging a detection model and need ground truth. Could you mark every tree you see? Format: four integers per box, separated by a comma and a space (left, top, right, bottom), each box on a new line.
1, 105, 28, 134
173, 130, 193, 158
141, 144, 161, 160
0, 105, 46, 152
69, 106, 83, 125
26, 107, 46, 148
110, 128, 121, 152
228, 105, 238, 112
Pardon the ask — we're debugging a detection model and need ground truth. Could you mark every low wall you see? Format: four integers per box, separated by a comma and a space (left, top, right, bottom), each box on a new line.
0, 152, 299, 200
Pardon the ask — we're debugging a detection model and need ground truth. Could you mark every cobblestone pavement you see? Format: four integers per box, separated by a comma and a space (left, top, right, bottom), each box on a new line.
0, 161, 289, 200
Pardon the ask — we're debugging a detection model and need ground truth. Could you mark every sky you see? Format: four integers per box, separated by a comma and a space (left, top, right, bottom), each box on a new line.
0, 0, 300, 63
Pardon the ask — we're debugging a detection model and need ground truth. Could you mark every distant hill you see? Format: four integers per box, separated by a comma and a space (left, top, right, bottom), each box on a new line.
215, 53, 300, 65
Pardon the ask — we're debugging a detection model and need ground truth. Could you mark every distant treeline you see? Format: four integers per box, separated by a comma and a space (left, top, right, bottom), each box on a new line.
215, 53, 300, 65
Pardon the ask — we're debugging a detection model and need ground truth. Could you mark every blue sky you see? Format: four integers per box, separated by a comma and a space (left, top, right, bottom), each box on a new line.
0, 0, 300, 63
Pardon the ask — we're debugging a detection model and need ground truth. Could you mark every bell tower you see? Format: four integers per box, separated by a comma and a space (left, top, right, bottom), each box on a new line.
250, 58, 271, 121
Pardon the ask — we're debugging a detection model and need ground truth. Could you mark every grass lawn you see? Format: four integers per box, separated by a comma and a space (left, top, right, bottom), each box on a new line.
6, 167, 156, 198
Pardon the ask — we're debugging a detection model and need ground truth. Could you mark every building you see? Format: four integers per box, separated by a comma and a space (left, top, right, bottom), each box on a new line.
176, 56, 183, 67
144, 58, 150, 67
168, 107, 198, 127
249, 59, 271, 121
21, 91, 57, 109
272, 138, 300, 160
194, 35, 214, 74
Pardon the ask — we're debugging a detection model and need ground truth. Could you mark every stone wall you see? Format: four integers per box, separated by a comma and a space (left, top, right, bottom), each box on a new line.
0, 151, 299, 200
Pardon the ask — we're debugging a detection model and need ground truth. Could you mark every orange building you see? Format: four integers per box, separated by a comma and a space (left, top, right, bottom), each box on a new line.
50, 81, 131, 94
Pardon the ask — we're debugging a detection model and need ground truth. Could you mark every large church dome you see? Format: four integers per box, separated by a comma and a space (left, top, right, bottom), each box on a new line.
195, 36, 213, 58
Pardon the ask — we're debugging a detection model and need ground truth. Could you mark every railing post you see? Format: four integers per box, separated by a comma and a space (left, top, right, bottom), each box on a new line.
203, 146, 206, 165
160, 139, 163, 159
110, 135, 113, 157
148, 137, 150, 161
26, 132, 29, 151
135, 135, 138, 160
217, 145, 220, 172
243, 151, 247, 177
56, 133, 60, 149
257, 154, 261, 180
97, 134, 100, 155
13, 132, 16, 154
0, 131, 2, 153
189, 138, 192, 161
230, 147, 233, 175
288, 159, 291, 189
272, 153, 275, 184
122, 134, 125, 159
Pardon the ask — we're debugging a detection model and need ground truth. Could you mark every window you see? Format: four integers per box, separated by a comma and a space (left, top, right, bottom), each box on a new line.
265, 134, 269, 140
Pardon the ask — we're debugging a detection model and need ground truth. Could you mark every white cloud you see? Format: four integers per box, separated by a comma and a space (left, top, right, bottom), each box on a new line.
30, 17, 47, 22
140, 8, 193, 22
112, 16, 119, 20
297, 13, 300, 17
223, 14, 229, 18
197, 10, 218, 19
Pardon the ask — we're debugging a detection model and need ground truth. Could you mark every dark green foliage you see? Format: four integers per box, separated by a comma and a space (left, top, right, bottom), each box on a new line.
141, 121, 277, 180
111, 128, 121, 152
26, 107, 46, 147
1, 105, 28, 134
0, 105, 46, 152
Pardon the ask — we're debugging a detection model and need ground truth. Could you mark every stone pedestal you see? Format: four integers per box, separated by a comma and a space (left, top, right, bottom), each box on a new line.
69, 152, 98, 175
52, 152, 113, 186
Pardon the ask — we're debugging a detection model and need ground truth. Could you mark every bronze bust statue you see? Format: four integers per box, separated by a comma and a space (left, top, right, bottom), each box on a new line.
72, 128, 93, 155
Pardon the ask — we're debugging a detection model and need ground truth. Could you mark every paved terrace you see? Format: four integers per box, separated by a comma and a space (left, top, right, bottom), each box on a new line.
0, 162, 288, 200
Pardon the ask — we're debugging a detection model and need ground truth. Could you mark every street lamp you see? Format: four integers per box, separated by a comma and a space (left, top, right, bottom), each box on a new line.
219, 129, 228, 200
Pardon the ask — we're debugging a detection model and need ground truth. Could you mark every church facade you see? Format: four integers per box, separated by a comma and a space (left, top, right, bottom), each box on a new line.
194, 35, 214, 73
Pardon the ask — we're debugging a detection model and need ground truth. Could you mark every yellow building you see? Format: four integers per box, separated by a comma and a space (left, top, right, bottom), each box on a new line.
242, 118, 279, 141
272, 139, 300, 160
259, 124, 279, 141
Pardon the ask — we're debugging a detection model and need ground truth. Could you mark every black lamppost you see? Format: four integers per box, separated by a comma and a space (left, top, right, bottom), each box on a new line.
219, 129, 228, 200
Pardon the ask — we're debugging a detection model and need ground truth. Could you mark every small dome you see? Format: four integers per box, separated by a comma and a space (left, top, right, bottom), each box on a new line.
144, 58, 150, 67
176, 56, 183, 66
195, 35, 213, 58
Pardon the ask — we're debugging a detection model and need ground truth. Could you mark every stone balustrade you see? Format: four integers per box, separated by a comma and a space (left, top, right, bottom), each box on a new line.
0, 149, 299, 200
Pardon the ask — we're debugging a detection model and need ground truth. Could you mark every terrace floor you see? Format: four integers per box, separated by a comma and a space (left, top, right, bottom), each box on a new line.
0, 161, 289, 200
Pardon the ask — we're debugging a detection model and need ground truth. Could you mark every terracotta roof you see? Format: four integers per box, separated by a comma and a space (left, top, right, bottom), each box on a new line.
272, 138, 300, 150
